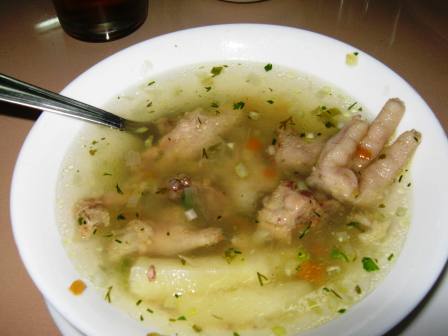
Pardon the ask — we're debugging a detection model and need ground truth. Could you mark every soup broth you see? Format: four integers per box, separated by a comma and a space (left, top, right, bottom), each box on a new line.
57, 62, 413, 336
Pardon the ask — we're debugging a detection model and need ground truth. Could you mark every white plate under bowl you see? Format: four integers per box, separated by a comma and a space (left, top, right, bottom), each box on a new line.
11, 24, 448, 336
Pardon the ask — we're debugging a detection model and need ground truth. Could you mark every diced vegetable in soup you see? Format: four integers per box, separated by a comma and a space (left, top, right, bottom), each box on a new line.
57, 62, 420, 336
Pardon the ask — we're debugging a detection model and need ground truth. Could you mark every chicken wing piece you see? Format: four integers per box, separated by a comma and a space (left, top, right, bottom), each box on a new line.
75, 198, 110, 239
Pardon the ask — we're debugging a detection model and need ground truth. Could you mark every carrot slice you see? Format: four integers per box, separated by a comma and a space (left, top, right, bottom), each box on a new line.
69, 279, 86, 295
263, 166, 277, 178
246, 137, 263, 151
296, 261, 326, 284
355, 145, 372, 160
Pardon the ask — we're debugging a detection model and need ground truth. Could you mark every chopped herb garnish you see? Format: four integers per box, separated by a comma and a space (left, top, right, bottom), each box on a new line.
146, 101, 153, 107
378, 204, 386, 208
338, 308, 347, 314
146, 308, 154, 313
264, 63, 273, 71
398, 174, 403, 182
202, 148, 208, 159
104, 286, 113, 303
233, 332, 241, 336
354, 52, 359, 56
192, 324, 203, 333
279, 116, 295, 130
212, 314, 223, 320
103, 233, 113, 238
136, 299, 142, 306
325, 121, 335, 128
92, 228, 97, 235
331, 248, 349, 262
387, 253, 394, 261
116, 213, 126, 220
378, 154, 386, 159
147, 80, 155, 86
407, 182, 412, 187
211, 102, 219, 108
313, 210, 321, 218
266, 99, 274, 104
347, 102, 357, 110
233, 101, 245, 110
271, 326, 286, 336
272, 138, 277, 145
298, 223, 312, 239
323, 287, 342, 299
346, 221, 366, 232
204, 86, 211, 92
355, 285, 362, 294
211, 66, 223, 77
257, 272, 268, 286
116, 184, 123, 194
362, 257, 380, 272
77, 217, 86, 225
413, 136, 419, 142
103, 172, 112, 176
224, 247, 242, 264
177, 315, 187, 321
179, 256, 187, 265
89, 149, 97, 156
114, 239, 122, 244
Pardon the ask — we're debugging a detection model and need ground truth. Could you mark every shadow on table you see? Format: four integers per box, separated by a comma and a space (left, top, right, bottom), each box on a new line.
385, 260, 448, 335
0, 100, 41, 121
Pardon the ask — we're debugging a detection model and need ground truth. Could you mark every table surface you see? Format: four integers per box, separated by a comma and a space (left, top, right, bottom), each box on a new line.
0, 0, 447, 335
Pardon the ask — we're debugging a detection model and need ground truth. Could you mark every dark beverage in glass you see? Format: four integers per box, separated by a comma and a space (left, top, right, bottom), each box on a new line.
52, 0, 148, 42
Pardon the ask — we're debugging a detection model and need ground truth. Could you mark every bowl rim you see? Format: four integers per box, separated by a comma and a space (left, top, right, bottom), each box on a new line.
10, 23, 448, 336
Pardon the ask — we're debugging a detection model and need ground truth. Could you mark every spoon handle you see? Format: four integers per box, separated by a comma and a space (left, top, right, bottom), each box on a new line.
0, 73, 123, 129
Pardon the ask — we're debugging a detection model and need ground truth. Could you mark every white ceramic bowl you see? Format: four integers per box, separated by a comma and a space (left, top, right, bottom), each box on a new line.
11, 24, 448, 336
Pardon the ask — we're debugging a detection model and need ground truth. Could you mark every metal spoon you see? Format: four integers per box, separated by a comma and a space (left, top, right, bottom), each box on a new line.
0, 73, 158, 136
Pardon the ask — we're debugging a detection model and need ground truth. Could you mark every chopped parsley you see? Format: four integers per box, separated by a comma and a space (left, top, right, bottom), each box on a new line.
202, 148, 208, 159
323, 287, 342, 299
116, 184, 123, 194
233, 332, 241, 336
387, 253, 395, 261
398, 174, 403, 183
104, 286, 113, 303
346, 221, 366, 232
177, 315, 187, 321
204, 86, 211, 92
211, 66, 223, 77
233, 101, 245, 110
140, 314, 144, 321
211, 102, 219, 108
257, 272, 268, 286
89, 149, 97, 156
147, 80, 156, 86
146, 308, 154, 313
362, 257, 380, 272
378, 153, 386, 160
103, 172, 112, 176
264, 63, 273, 71
355, 285, 362, 294
279, 116, 295, 130
298, 223, 312, 239
325, 121, 335, 128
224, 247, 242, 264
114, 239, 122, 244
347, 102, 357, 110
178, 256, 187, 265
266, 99, 274, 104
192, 324, 203, 332
136, 299, 142, 306
338, 308, 347, 314
116, 213, 126, 220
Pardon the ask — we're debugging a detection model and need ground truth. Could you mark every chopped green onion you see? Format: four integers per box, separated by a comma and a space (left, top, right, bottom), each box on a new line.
233, 101, 245, 110
235, 162, 249, 178
211, 66, 223, 77
331, 248, 349, 262
192, 324, 203, 333
257, 272, 268, 286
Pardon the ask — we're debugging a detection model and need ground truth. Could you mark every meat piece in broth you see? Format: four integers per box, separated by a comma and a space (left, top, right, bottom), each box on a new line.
75, 198, 110, 239
307, 99, 421, 206
257, 181, 322, 243
274, 129, 325, 176
142, 108, 241, 165
108, 209, 224, 260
